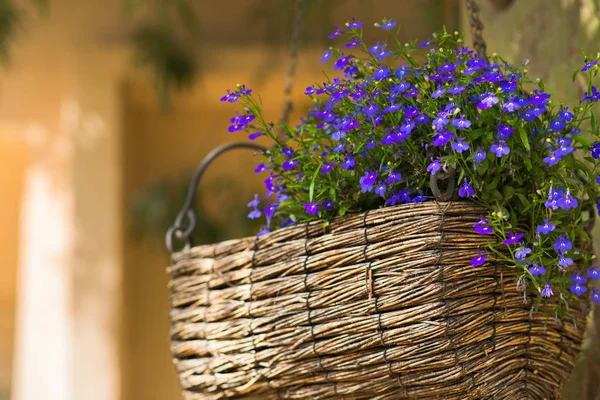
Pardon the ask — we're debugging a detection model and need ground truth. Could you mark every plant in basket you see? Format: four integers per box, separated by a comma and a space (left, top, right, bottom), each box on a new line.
224, 20, 600, 323
167, 15, 600, 400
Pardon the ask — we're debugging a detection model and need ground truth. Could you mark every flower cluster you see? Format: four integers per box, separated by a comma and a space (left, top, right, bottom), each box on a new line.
221, 19, 600, 320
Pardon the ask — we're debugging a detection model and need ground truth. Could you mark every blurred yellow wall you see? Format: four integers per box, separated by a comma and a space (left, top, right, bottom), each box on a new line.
0, 136, 28, 397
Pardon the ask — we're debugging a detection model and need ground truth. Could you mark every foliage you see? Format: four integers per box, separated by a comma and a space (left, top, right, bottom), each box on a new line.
222, 18, 600, 321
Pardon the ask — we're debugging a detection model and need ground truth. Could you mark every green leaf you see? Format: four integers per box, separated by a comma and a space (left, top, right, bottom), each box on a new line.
518, 125, 531, 152
309, 164, 322, 201
502, 186, 515, 202
516, 193, 530, 207
572, 134, 592, 148
592, 113, 598, 135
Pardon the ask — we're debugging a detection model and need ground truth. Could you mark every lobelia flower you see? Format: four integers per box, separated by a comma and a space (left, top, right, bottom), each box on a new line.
549, 118, 566, 132
426, 158, 442, 175
558, 255, 574, 270
570, 272, 588, 296
490, 140, 510, 157
529, 90, 550, 105
470, 251, 487, 267
515, 246, 532, 261
592, 288, 600, 304
497, 124, 514, 139
433, 130, 455, 147
360, 171, 379, 193
473, 147, 487, 164
342, 156, 356, 170
432, 113, 450, 130
543, 152, 561, 166
556, 137, 575, 156
502, 96, 522, 112
473, 215, 493, 235
320, 50, 332, 62
452, 138, 470, 153
587, 266, 600, 280
581, 58, 598, 71
557, 189, 578, 210
536, 218, 556, 234
345, 36, 362, 48
554, 234, 572, 254
591, 142, 600, 159
541, 281, 553, 298
379, 18, 397, 30
432, 87, 446, 99
304, 201, 320, 215
504, 231, 524, 245
346, 17, 363, 29
458, 179, 475, 197
413, 190, 426, 202
328, 26, 344, 39
247, 194, 262, 219
544, 186, 563, 210
375, 182, 387, 197
448, 85, 465, 95
452, 115, 471, 130
582, 86, 600, 102
528, 263, 546, 277
322, 199, 334, 210
373, 67, 391, 80
477, 92, 499, 109
386, 171, 402, 183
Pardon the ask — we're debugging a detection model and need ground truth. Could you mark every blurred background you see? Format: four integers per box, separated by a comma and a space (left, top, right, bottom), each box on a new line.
0, 0, 599, 399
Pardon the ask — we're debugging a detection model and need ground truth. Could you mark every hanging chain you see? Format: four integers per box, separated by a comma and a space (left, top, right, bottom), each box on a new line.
465, 0, 488, 61
279, 0, 306, 126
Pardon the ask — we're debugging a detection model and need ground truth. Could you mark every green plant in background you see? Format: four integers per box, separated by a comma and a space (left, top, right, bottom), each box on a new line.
224, 20, 600, 321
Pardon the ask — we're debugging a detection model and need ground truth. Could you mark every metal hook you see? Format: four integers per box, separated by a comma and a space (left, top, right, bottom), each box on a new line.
165, 142, 267, 254
430, 167, 456, 201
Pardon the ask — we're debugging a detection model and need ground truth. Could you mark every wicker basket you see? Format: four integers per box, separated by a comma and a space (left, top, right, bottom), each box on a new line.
167, 201, 587, 400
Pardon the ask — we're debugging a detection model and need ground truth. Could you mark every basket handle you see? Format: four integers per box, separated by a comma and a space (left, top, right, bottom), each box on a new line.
165, 142, 267, 253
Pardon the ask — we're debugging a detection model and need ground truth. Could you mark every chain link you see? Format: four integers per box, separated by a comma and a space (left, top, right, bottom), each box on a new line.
465, 0, 488, 62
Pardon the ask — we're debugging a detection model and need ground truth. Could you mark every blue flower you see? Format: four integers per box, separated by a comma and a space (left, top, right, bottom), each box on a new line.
458, 179, 474, 197
413, 190, 426, 202
543, 151, 561, 166
528, 263, 546, 277
591, 142, 600, 159
477, 93, 499, 109
592, 288, 600, 304
328, 26, 344, 39
304, 201, 319, 215
504, 231, 524, 245
536, 218, 555, 234
581, 58, 598, 72
473, 215, 493, 235
557, 189, 578, 210
433, 130, 455, 147
529, 90, 550, 105
554, 234, 572, 254
247, 194, 262, 219
473, 147, 487, 164
544, 186, 563, 210
375, 182, 387, 197
490, 140, 510, 157
502, 96, 522, 112
515, 246, 532, 261
345, 36, 362, 48
320, 50, 332, 63
452, 137, 470, 153
432, 113, 450, 130
549, 118, 566, 132
346, 17, 363, 29
342, 156, 355, 170
470, 251, 487, 267
541, 281, 553, 298
359, 171, 379, 193
282, 159, 299, 170
559, 107, 574, 121
569, 283, 587, 296
255, 163, 269, 173
587, 266, 599, 281
432, 87, 446, 99
452, 115, 471, 130
497, 124, 514, 139
558, 255, 574, 270
374, 67, 391, 80
321, 162, 334, 174
386, 170, 402, 183
369, 42, 385, 54
379, 18, 397, 30
448, 85, 465, 95
362, 103, 380, 116
321, 199, 333, 210
582, 86, 600, 102
426, 158, 442, 175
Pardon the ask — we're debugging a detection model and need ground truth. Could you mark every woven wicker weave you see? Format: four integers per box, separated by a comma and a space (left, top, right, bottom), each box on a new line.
168, 201, 587, 400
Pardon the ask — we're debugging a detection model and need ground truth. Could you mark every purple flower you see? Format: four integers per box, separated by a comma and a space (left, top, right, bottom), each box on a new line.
570, 284, 587, 296
582, 86, 600, 102
363, 103, 380, 116
342, 156, 355, 170
426, 158, 441, 175
304, 201, 319, 215
433, 131, 455, 147
543, 152, 561, 166
432, 87, 446, 99
581, 58, 598, 72
452, 115, 471, 130
328, 26, 344, 39
448, 85, 465, 95
502, 96, 522, 113
529, 90, 550, 105
528, 263, 546, 277
536, 219, 555, 235
432, 113, 450, 130
498, 124, 514, 139
571, 272, 587, 286
490, 140, 510, 157
374, 67, 391, 81
320, 50, 332, 62
554, 234, 572, 254
515, 246, 532, 261
549, 118, 566, 132
375, 182, 386, 197
560, 108, 574, 121
541, 281, 553, 298
386, 170, 402, 184
477, 93, 499, 109
452, 137, 470, 153
346, 17, 363, 29
504, 231, 524, 245
558, 255, 574, 270
281, 147, 294, 158
558, 189, 578, 211
255, 163, 268, 173
321, 199, 333, 211
473, 215, 493, 235
321, 162, 334, 174
413, 190, 426, 202
379, 18, 397, 30
545, 186, 563, 210
591, 142, 600, 159
592, 288, 600, 304
282, 159, 299, 170
458, 179, 474, 198
360, 171, 379, 193
587, 266, 600, 281
345, 36, 361, 48
473, 147, 487, 164
470, 251, 487, 267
